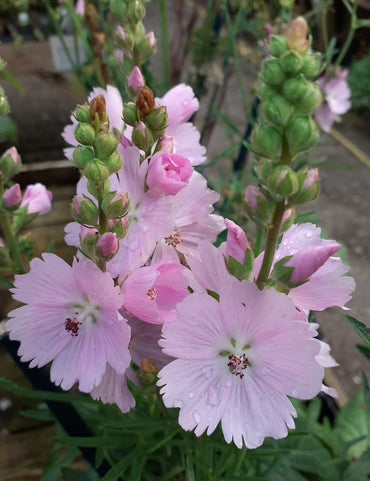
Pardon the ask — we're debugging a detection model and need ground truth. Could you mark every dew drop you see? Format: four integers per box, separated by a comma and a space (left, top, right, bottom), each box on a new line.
189, 392, 194, 399
174, 399, 184, 408
193, 411, 200, 423
207, 388, 220, 407
291, 389, 299, 397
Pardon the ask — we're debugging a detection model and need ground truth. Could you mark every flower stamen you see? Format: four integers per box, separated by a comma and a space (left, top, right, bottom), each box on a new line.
228, 353, 249, 378
147, 287, 157, 300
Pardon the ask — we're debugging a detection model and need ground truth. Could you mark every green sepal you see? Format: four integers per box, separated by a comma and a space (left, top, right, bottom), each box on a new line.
94, 131, 119, 159
268, 255, 308, 289
206, 289, 220, 302
74, 104, 91, 124
268, 35, 288, 57
226, 248, 254, 281
283, 74, 310, 105
251, 122, 282, 161
262, 58, 286, 86
74, 123, 96, 146
13, 205, 38, 233
72, 146, 94, 170
280, 51, 303, 75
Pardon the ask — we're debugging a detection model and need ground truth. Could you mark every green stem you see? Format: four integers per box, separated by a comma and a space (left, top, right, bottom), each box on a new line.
321, 6, 329, 51
255, 139, 291, 290
0, 211, 24, 274
158, 0, 168, 92
97, 185, 107, 272
254, 226, 264, 257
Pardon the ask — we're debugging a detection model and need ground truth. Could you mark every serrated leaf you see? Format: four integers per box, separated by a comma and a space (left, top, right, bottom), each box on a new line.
347, 315, 370, 346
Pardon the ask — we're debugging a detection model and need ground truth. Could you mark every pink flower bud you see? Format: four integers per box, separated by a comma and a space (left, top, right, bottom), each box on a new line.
225, 218, 249, 264
73, 195, 82, 215
2, 147, 19, 165
128, 66, 145, 92
3, 183, 21, 208
75, 0, 85, 15
245, 186, 266, 214
146, 31, 156, 49
97, 232, 118, 257
146, 152, 193, 196
158, 134, 174, 153
284, 16, 309, 53
111, 192, 128, 210
302, 168, 319, 191
21, 183, 52, 215
80, 226, 98, 242
119, 133, 133, 148
282, 208, 293, 223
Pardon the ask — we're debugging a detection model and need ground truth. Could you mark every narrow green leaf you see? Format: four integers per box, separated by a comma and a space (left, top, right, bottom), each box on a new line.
100, 451, 136, 481
54, 435, 132, 448
357, 345, 370, 359
342, 448, 370, 481
347, 315, 370, 346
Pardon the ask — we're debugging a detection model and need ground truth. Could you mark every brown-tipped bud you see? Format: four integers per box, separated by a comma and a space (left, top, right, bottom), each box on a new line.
90, 94, 107, 123
284, 16, 309, 53
136, 86, 155, 118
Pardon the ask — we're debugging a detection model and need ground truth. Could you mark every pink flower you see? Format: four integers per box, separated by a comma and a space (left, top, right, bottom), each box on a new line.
21, 183, 52, 215
146, 152, 193, 196
6, 254, 131, 392
146, 31, 156, 49
315, 69, 351, 132
157, 278, 323, 448
224, 218, 249, 264
254, 223, 355, 310
158, 134, 174, 153
3, 183, 21, 208
162, 172, 225, 257
128, 66, 145, 92
122, 258, 189, 324
75, 0, 84, 15
156, 85, 206, 165
97, 232, 118, 257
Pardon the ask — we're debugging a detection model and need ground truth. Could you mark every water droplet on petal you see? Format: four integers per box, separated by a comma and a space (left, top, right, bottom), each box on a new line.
193, 411, 200, 423
174, 399, 184, 408
207, 388, 220, 407
189, 392, 194, 399
291, 389, 299, 397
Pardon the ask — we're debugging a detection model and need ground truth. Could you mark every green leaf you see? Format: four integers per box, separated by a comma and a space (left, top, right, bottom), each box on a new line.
21, 408, 54, 421
0, 115, 18, 144
100, 451, 137, 481
362, 372, 370, 447
54, 435, 133, 448
0, 377, 94, 404
62, 467, 98, 481
357, 344, 370, 359
347, 315, 370, 346
342, 448, 370, 481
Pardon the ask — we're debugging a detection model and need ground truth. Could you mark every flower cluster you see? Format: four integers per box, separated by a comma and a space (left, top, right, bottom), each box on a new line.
5, 15, 355, 450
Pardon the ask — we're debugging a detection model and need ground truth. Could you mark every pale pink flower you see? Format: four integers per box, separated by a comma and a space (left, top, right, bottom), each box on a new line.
253, 223, 355, 310
156, 84, 206, 165
122, 258, 188, 324
146, 152, 193, 196
158, 278, 323, 448
158, 134, 174, 153
75, 0, 84, 15
3, 183, 21, 208
0, 238, 4, 247
146, 31, 156, 49
128, 66, 145, 92
62, 85, 124, 159
163, 172, 225, 257
6, 254, 131, 393
21, 183, 52, 215
315, 69, 351, 133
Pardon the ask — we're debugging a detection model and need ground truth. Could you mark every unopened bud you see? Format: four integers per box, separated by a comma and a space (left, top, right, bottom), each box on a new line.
110, 216, 128, 238
146, 31, 156, 49
94, 131, 119, 158
285, 116, 319, 157
268, 35, 288, 57
0, 95, 9, 116
123, 102, 138, 126
294, 82, 322, 114
144, 106, 168, 138
3, 183, 21, 208
97, 232, 118, 258
283, 74, 309, 105
128, 66, 145, 92
105, 151, 123, 174
280, 207, 295, 233
102, 191, 128, 219
280, 51, 303, 74
245, 185, 275, 224
84, 159, 109, 183
89, 94, 107, 123
0, 147, 21, 180
264, 95, 293, 126
262, 59, 286, 86
269, 166, 300, 200
301, 53, 322, 80
285, 16, 309, 53
136, 86, 155, 117
73, 197, 99, 226
73, 146, 94, 170
75, 123, 96, 146
80, 229, 98, 258
74, 105, 91, 123
289, 168, 320, 205
132, 121, 154, 151
251, 123, 282, 161
127, 0, 145, 23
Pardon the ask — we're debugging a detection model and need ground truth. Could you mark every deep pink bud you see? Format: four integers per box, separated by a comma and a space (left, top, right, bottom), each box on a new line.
2, 147, 19, 165
72, 195, 82, 215
158, 134, 174, 153
21, 183, 52, 215
147, 152, 193, 196
302, 168, 319, 191
97, 232, 118, 257
3, 183, 21, 208
128, 66, 145, 92
245, 185, 266, 213
225, 218, 249, 264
